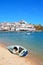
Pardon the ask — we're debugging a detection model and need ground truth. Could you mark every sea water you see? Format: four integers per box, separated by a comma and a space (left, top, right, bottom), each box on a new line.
0, 31, 43, 58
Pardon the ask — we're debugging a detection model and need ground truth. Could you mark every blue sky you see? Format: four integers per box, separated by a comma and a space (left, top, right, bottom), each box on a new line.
0, 0, 43, 25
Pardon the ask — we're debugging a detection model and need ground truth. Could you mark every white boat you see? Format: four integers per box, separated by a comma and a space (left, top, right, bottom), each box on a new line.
7, 45, 28, 57
26, 33, 31, 35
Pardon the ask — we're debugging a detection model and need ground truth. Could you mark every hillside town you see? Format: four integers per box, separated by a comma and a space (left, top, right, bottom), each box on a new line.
0, 20, 43, 32
0, 20, 36, 32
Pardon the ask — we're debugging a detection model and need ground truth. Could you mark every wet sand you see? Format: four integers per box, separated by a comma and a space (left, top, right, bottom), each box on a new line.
0, 43, 43, 65
26, 52, 43, 65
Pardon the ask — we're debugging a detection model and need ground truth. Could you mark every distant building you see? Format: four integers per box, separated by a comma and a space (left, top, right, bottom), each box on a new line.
0, 20, 36, 31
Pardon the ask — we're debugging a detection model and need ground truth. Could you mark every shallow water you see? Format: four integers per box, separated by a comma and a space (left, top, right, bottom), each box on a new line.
0, 31, 43, 60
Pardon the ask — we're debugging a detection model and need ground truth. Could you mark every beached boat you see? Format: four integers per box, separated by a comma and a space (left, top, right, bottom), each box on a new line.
7, 45, 28, 57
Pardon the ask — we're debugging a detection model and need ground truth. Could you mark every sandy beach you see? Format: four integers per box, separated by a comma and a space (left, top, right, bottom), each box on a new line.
0, 43, 43, 65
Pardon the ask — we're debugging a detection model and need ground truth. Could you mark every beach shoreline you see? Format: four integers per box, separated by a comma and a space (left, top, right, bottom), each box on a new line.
0, 43, 43, 65
0, 43, 31, 65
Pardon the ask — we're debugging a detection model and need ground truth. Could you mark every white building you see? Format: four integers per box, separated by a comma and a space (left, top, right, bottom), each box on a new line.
16, 22, 35, 31
0, 20, 36, 31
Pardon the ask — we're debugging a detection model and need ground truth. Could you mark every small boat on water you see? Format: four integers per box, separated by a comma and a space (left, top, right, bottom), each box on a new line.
25, 32, 31, 35
26, 32, 31, 35
7, 45, 28, 57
